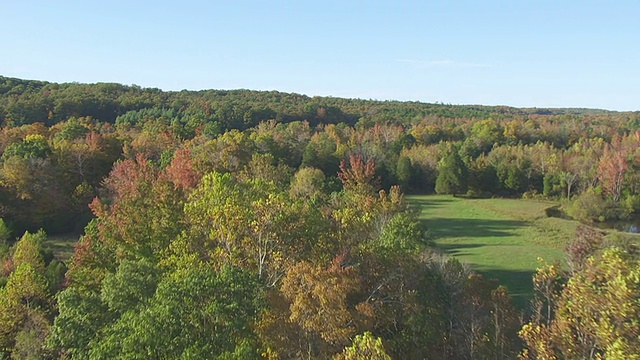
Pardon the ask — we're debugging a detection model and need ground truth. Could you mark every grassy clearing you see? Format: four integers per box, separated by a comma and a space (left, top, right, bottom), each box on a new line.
408, 195, 578, 305
45, 233, 80, 262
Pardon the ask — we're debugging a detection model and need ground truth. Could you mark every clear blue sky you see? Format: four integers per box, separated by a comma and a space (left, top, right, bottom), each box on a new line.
2, 1, 638, 111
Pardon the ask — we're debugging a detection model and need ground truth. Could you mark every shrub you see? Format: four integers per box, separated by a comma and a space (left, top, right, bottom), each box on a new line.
565, 189, 632, 223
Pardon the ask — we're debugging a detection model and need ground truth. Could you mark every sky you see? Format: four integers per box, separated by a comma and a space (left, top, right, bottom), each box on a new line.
1, 1, 639, 111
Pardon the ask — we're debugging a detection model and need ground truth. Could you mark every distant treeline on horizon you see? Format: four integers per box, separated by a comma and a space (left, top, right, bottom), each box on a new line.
1, 75, 634, 130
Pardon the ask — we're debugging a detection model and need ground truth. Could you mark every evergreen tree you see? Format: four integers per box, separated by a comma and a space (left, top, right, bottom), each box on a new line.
395, 155, 413, 190
435, 146, 468, 195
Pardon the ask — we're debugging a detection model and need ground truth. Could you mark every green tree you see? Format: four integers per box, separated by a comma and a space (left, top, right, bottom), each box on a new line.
2, 134, 51, 160
333, 332, 391, 360
301, 133, 339, 177
468, 118, 503, 154
0, 219, 11, 259
0, 230, 56, 358
90, 264, 262, 359
100, 259, 160, 314
12, 231, 47, 274
290, 167, 326, 199
0, 264, 50, 356
395, 155, 413, 190
10, 308, 52, 360
183, 172, 248, 264
49, 288, 111, 358
435, 146, 468, 195
376, 212, 428, 254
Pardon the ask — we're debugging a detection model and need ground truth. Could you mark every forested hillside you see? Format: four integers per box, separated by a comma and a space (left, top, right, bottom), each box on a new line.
0, 76, 639, 358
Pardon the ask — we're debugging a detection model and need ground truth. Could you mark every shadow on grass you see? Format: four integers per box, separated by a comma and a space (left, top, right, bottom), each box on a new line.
424, 218, 528, 239
478, 268, 534, 311
409, 197, 455, 209
437, 243, 487, 256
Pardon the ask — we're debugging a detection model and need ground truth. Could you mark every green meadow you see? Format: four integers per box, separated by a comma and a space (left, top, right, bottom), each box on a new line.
45, 233, 80, 261
408, 195, 579, 305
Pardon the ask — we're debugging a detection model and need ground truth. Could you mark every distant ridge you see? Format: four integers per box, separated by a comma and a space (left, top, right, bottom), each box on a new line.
0, 75, 634, 128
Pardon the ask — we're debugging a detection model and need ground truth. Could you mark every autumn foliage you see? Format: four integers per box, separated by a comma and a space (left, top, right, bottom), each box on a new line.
0, 76, 638, 359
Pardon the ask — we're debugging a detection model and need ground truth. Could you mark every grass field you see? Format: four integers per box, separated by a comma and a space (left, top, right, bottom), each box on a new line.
45, 233, 80, 261
408, 195, 579, 305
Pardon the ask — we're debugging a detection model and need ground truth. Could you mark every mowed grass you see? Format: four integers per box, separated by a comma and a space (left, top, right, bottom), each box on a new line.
407, 195, 579, 305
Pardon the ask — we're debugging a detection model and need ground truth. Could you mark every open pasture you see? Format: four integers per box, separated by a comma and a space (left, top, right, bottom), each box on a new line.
408, 195, 578, 303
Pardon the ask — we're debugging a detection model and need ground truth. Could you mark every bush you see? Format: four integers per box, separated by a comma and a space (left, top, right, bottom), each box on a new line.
624, 194, 640, 214
565, 189, 632, 223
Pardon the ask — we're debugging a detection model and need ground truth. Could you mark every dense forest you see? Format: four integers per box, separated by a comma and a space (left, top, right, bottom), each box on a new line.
0, 75, 639, 359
